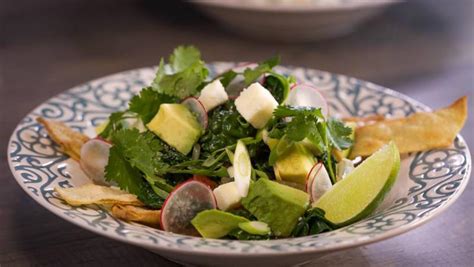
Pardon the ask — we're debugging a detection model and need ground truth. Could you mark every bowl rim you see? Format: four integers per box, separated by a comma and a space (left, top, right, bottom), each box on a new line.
190, 0, 402, 13
7, 63, 471, 256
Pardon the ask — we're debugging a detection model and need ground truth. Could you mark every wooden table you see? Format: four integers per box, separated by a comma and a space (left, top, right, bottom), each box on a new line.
1, 0, 472, 266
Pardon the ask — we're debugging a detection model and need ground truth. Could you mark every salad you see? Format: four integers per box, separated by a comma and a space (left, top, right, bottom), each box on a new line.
39, 45, 467, 240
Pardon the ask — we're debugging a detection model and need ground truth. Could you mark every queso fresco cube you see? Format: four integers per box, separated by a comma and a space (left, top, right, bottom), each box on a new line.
235, 83, 278, 129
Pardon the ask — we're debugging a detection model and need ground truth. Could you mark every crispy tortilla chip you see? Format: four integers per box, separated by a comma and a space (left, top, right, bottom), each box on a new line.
350, 96, 467, 158
111, 205, 161, 227
55, 184, 143, 206
343, 114, 385, 124
37, 117, 90, 161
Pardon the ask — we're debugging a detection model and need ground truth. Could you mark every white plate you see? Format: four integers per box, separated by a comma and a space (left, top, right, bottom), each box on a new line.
7, 63, 471, 266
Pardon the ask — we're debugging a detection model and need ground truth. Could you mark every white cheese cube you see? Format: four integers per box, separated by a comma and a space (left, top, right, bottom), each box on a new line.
234, 83, 278, 129
213, 181, 242, 211
198, 79, 229, 111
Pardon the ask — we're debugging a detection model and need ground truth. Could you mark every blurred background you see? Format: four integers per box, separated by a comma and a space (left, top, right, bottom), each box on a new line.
1, 0, 473, 266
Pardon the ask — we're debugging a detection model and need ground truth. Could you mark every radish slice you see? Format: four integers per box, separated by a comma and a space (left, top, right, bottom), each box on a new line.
286, 84, 329, 117
181, 97, 208, 130
192, 175, 218, 189
80, 138, 112, 186
160, 180, 216, 236
306, 163, 333, 203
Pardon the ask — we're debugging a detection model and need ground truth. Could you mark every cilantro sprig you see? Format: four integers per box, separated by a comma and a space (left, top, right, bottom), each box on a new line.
268, 106, 353, 183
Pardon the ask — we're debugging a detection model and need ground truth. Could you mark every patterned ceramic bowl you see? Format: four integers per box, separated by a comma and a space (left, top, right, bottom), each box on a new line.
7, 63, 471, 267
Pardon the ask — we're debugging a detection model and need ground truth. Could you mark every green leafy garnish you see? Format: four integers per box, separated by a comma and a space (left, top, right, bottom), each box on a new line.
291, 208, 335, 237
105, 144, 164, 208
128, 87, 177, 124
98, 111, 125, 139
269, 105, 353, 183
227, 228, 273, 240
243, 56, 280, 85
263, 72, 295, 103
151, 45, 209, 99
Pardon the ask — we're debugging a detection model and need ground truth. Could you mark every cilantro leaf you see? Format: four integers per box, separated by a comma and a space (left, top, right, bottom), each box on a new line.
327, 119, 353, 150
169, 45, 202, 71
128, 87, 177, 124
112, 129, 168, 178
151, 45, 209, 99
105, 144, 164, 208
215, 69, 238, 88
99, 111, 125, 139
243, 56, 280, 85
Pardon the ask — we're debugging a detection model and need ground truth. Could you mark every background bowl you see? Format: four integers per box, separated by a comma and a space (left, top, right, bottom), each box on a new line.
7, 62, 470, 266
191, 0, 401, 42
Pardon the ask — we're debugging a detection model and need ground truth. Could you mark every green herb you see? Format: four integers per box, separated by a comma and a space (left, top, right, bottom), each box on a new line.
128, 87, 177, 124
152, 45, 209, 99
291, 208, 335, 237
243, 56, 280, 85
214, 69, 238, 88
105, 144, 164, 208
268, 106, 353, 183
98, 111, 125, 139
262, 72, 295, 103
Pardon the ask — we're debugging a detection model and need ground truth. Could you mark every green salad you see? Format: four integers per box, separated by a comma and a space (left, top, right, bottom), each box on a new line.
71, 45, 401, 240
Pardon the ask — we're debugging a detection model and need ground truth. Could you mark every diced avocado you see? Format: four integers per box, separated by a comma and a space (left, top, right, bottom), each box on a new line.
241, 179, 309, 237
191, 209, 249, 239
146, 104, 202, 155
274, 143, 316, 185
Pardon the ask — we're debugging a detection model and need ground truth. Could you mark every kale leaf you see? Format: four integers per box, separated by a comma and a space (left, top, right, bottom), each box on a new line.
291, 208, 335, 237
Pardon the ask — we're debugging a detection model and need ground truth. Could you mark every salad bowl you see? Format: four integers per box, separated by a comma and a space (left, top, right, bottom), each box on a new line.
7, 62, 471, 266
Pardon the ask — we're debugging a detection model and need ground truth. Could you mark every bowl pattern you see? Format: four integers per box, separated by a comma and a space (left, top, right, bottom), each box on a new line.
7, 63, 471, 254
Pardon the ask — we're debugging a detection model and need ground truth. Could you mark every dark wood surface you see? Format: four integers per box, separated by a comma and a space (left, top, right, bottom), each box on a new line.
1, 0, 473, 266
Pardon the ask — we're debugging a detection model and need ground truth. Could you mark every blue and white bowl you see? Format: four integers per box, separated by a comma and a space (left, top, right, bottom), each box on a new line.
7, 63, 471, 266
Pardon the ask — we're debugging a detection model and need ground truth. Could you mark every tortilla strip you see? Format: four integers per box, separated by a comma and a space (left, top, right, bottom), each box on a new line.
350, 96, 467, 158
111, 205, 161, 227
37, 117, 90, 161
343, 114, 385, 124
55, 184, 143, 206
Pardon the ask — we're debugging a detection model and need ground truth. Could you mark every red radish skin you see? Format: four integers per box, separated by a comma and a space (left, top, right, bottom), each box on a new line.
192, 175, 218, 189
306, 163, 333, 203
160, 180, 217, 236
287, 84, 329, 117
181, 97, 209, 130
94, 136, 112, 144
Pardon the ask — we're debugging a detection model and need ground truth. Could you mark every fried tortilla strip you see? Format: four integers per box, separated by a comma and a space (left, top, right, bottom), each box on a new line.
112, 205, 161, 227
350, 96, 467, 158
343, 114, 385, 124
55, 184, 143, 206
37, 117, 90, 161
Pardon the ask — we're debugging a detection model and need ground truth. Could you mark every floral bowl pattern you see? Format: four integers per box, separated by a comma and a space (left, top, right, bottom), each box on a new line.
7, 63, 471, 267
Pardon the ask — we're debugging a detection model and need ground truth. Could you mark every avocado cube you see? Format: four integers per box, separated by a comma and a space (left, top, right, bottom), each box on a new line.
242, 179, 309, 237
146, 104, 202, 155
274, 143, 315, 185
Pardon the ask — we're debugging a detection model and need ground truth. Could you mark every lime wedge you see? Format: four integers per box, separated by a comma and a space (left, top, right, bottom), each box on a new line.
233, 140, 251, 197
314, 142, 400, 226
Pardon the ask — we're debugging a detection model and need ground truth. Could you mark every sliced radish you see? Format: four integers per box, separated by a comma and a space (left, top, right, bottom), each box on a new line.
80, 139, 112, 186
286, 84, 329, 117
160, 180, 216, 236
181, 97, 208, 130
192, 175, 217, 189
306, 163, 333, 203
233, 140, 251, 197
